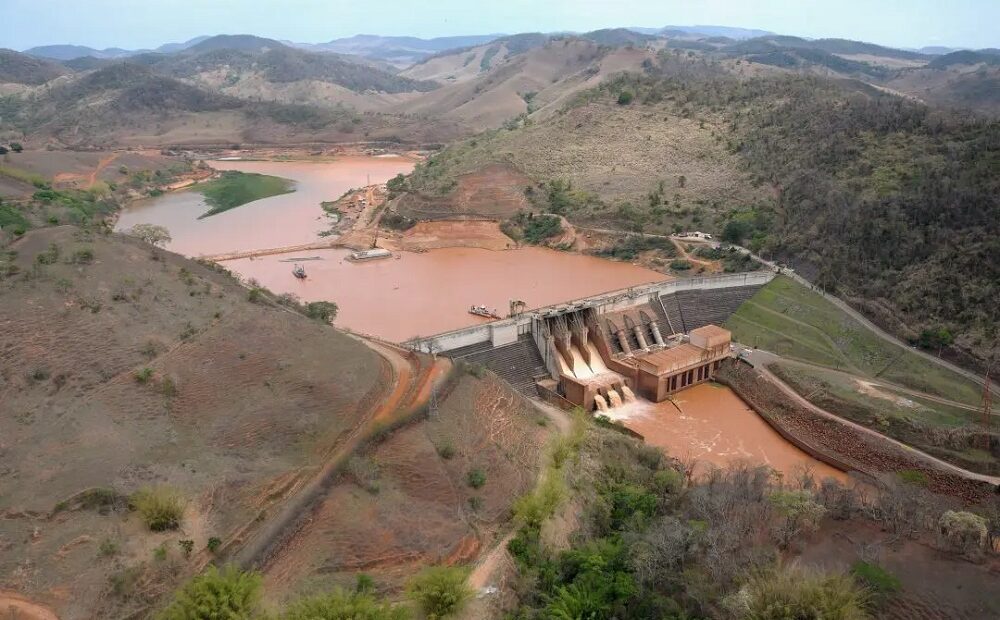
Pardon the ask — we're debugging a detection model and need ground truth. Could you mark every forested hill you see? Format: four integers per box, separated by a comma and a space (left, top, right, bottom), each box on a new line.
405, 58, 1000, 367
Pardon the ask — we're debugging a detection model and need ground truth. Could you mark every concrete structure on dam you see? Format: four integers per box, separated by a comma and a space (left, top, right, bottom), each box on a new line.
408, 271, 774, 409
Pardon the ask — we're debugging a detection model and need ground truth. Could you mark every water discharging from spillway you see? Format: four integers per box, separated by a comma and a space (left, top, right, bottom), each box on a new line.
621, 385, 637, 403
594, 394, 609, 411
569, 345, 595, 379
607, 388, 624, 408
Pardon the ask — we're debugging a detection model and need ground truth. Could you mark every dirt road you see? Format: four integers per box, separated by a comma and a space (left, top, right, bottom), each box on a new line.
574, 224, 995, 393
742, 348, 1000, 486
231, 335, 450, 571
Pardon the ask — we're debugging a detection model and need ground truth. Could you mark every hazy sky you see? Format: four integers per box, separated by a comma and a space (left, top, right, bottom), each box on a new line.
3, 0, 997, 51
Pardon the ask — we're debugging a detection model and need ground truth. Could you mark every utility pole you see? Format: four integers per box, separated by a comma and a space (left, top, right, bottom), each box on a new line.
428, 385, 439, 418
982, 361, 993, 450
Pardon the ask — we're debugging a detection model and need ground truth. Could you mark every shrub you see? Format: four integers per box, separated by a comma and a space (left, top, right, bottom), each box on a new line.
738, 566, 869, 619
282, 589, 408, 620
897, 469, 928, 486
306, 300, 338, 323
71, 247, 95, 264
406, 566, 471, 619
850, 561, 900, 594
131, 486, 184, 531
467, 468, 486, 489
669, 259, 692, 271
178, 539, 194, 558
156, 565, 262, 620
247, 287, 266, 304
206, 536, 222, 553
134, 367, 154, 383
436, 442, 456, 460
938, 510, 988, 554
99, 538, 119, 557
468, 496, 483, 511
35, 243, 60, 265
617, 91, 634, 105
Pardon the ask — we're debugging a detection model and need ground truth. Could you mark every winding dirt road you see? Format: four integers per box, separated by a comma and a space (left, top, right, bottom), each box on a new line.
743, 348, 1000, 486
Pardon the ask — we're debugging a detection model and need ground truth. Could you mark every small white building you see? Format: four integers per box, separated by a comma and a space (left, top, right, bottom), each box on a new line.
679, 231, 713, 240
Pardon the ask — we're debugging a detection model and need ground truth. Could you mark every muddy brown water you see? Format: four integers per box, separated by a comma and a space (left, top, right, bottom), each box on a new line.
115, 157, 414, 256
616, 383, 846, 481
227, 247, 663, 341
117, 158, 665, 341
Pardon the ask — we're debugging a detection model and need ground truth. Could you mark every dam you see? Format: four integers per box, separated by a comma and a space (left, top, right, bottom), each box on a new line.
411, 271, 773, 405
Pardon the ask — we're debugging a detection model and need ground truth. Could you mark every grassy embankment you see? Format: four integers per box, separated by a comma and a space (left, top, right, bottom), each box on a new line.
726, 276, 995, 473
726, 276, 982, 405
195, 171, 294, 219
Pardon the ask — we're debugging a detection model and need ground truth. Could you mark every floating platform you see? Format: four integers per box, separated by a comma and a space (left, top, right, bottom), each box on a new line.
346, 248, 393, 262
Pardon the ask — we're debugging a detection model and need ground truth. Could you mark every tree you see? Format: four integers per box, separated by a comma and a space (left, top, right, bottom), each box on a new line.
768, 490, 826, 548
156, 565, 261, 620
282, 589, 408, 620
918, 327, 953, 356
738, 566, 868, 620
617, 91, 634, 105
127, 223, 172, 247
9, 142, 23, 153
306, 301, 338, 323
405, 566, 471, 619
722, 219, 753, 244
0, 146, 7, 155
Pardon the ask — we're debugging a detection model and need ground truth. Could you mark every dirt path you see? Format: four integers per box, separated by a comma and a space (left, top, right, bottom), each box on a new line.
0, 592, 59, 620
742, 348, 1000, 486
86, 153, 119, 187
231, 336, 449, 571
464, 400, 571, 596
775, 357, 986, 414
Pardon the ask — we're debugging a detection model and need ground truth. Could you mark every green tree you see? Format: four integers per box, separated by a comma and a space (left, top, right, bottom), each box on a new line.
617, 91, 634, 105
9, 142, 23, 153
405, 566, 471, 619
156, 565, 262, 620
127, 223, 172, 247
306, 301, 339, 323
282, 589, 408, 620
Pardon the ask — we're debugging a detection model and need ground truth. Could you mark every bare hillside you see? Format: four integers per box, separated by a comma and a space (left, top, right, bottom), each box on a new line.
0, 226, 387, 617
394, 38, 655, 131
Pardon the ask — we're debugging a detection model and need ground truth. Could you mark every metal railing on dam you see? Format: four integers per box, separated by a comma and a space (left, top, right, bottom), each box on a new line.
405, 271, 775, 355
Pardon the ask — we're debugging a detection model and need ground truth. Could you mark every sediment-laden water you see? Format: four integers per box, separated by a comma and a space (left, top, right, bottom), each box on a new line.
618, 383, 846, 481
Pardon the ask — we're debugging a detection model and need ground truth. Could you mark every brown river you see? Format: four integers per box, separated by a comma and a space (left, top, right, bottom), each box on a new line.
116, 158, 664, 340
116, 157, 841, 482
616, 383, 846, 481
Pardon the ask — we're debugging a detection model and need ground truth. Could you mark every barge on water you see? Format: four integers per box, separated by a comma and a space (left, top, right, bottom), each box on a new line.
346, 248, 393, 262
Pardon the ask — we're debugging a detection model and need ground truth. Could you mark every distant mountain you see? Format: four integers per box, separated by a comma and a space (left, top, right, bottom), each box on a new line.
580, 28, 657, 47
23, 44, 134, 61
146, 45, 438, 94
154, 36, 211, 54
303, 34, 504, 65
927, 49, 1000, 69
918, 46, 964, 55
661, 25, 774, 40
0, 48, 69, 84
185, 34, 286, 53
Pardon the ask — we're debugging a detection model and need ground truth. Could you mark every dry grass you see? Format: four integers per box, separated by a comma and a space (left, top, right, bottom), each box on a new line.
0, 226, 385, 617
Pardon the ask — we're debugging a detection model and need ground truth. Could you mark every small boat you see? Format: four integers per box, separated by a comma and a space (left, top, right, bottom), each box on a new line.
292, 264, 307, 279
469, 305, 501, 319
